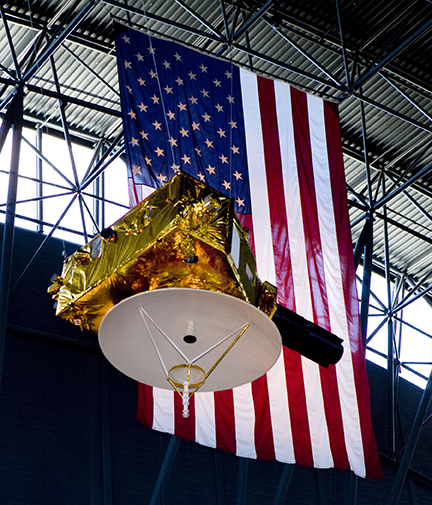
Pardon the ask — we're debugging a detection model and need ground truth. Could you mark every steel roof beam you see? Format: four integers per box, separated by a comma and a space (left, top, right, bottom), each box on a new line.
359, 95, 374, 205
394, 279, 432, 314
270, 6, 432, 97
379, 72, 432, 124
232, 41, 344, 91
335, 0, 351, 91
21, 134, 75, 188
0, 191, 74, 208
4, 2, 431, 114
4, 2, 432, 102
352, 16, 432, 92
231, 0, 275, 42
22, 28, 50, 81
80, 144, 125, 190
35, 126, 43, 233
379, 141, 432, 205
366, 317, 389, 345
393, 177, 432, 228
359, 217, 374, 342
24, 83, 122, 117
266, 22, 344, 88
352, 92, 432, 134
375, 160, 432, 210
218, 0, 230, 40
173, 0, 223, 38
22, 0, 98, 83
344, 144, 432, 202
81, 132, 124, 187
359, 0, 418, 52
62, 43, 120, 97
82, 139, 107, 185
349, 199, 432, 247
366, 346, 432, 382
9, 193, 79, 293
0, 1, 21, 80
104, 0, 226, 43
49, 55, 88, 241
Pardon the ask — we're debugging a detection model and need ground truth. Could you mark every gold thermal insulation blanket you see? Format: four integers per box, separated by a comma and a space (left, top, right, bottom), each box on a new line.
49, 173, 277, 333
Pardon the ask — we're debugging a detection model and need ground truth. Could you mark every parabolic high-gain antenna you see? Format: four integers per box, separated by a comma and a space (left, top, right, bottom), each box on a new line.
99, 288, 281, 417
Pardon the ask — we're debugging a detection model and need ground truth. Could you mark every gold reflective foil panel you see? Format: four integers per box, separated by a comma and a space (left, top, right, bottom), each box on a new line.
49, 173, 277, 332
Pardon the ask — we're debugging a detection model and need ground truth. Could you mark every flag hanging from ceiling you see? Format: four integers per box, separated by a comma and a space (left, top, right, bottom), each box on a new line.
115, 24, 382, 479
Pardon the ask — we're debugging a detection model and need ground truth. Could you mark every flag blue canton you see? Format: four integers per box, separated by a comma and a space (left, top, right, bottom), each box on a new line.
116, 27, 251, 214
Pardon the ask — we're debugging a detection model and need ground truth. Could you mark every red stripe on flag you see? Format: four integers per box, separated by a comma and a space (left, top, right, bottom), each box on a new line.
319, 364, 350, 471
257, 76, 295, 309
214, 390, 237, 454
284, 349, 314, 466
290, 87, 330, 329
252, 375, 275, 460
136, 383, 154, 428
324, 101, 382, 478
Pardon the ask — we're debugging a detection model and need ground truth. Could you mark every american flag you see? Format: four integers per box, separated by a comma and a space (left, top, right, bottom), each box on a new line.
115, 25, 382, 478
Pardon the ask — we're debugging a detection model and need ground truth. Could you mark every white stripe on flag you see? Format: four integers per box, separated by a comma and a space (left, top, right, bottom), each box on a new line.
274, 81, 312, 320
195, 392, 217, 448
301, 357, 333, 467
153, 388, 175, 434
307, 94, 366, 477
240, 69, 276, 286
266, 354, 295, 463
233, 382, 257, 458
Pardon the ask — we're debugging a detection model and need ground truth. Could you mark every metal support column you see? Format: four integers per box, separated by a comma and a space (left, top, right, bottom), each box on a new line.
387, 367, 432, 504
358, 93, 374, 343
236, 457, 248, 505
214, 450, 226, 505
273, 464, 294, 505
382, 174, 396, 458
335, 0, 351, 92
100, 357, 113, 505
316, 469, 328, 505
149, 435, 180, 505
93, 144, 102, 235
360, 217, 373, 342
0, 89, 23, 394
36, 126, 43, 233
348, 471, 358, 505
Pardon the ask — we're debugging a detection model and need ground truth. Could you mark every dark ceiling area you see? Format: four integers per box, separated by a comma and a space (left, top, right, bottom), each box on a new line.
2, 1, 432, 503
